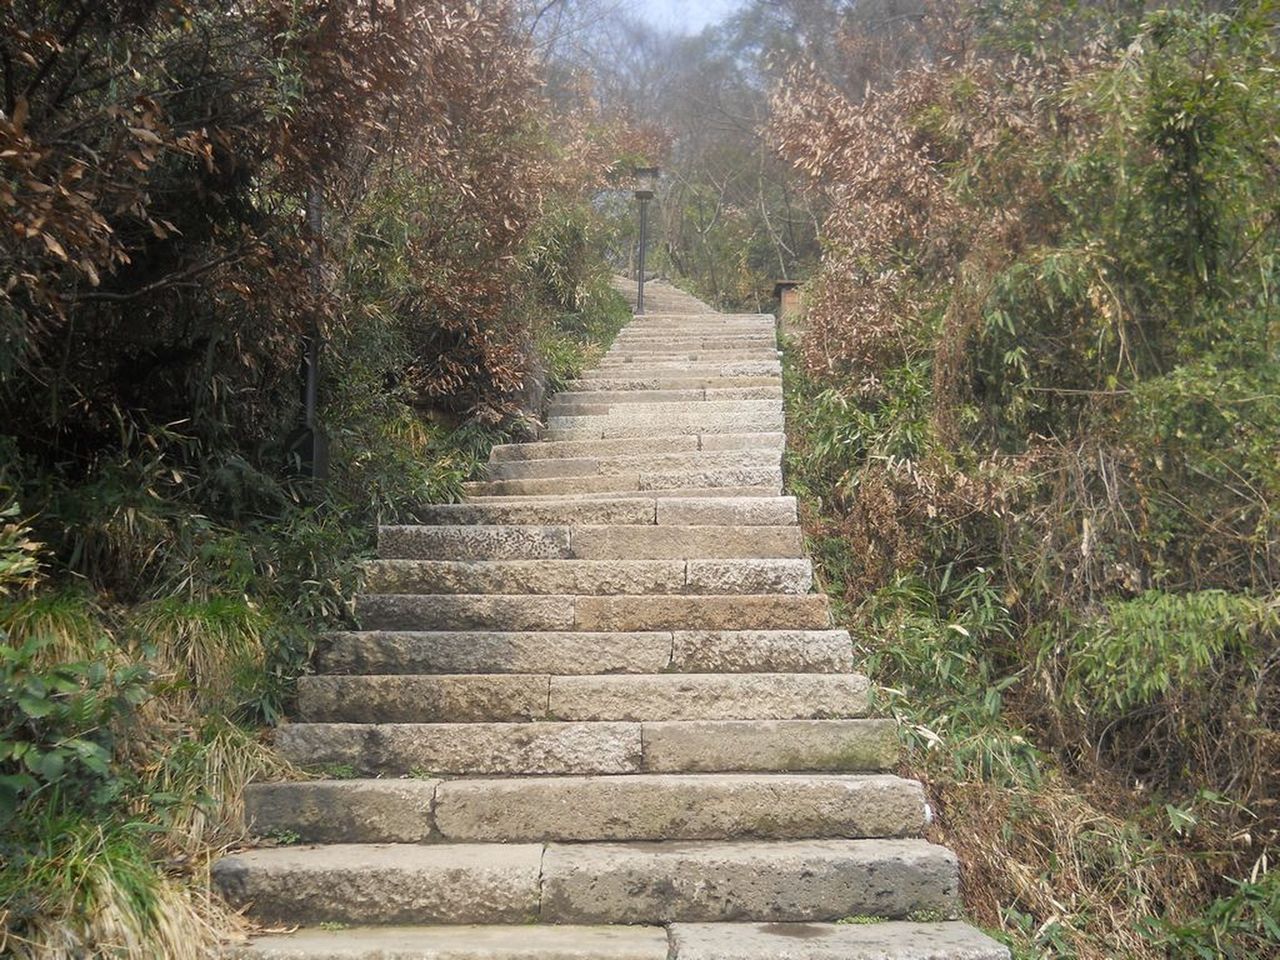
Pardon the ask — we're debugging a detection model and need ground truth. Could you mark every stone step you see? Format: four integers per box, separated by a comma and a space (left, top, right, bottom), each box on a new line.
547, 387, 782, 407
228, 922, 1009, 960
576, 363, 781, 380
546, 419, 783, 442
406, 496, 797, 527
378, 523, 802, 560
564, 376, 781, 391
488, 434, 784, 463
296, 672, 869, 723
244, 773, 925, 844
599, 351, 780, 364
213, 838, 957, 926
580, 365, 782, 380
355, 593, 832, 632
360, 558, 812, 596
483, 449, 779, 481
547, 397, 783, 421
229, 925, 670, 960
316, 629, 853, 675
276, 718, 895, 776
462, 467, 782, 497
471, 486, 783, 503
669, 923, 1011, 960
379, 524, 802, 561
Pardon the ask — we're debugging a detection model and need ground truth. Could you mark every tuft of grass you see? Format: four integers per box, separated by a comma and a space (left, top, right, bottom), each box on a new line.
0, 814, 230, 960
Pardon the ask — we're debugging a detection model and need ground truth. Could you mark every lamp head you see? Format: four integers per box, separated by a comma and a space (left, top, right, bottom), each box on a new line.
633, 165, 660, 200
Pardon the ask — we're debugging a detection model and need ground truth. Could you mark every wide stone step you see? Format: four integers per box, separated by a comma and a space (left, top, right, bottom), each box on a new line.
462, 466, 782, 497
244, 773, 926, 844
577, 363, 781, 380
213, 839, 958, 926
316, 629, 852, 675
669, 922, 1010, 960
296, 672, 869, 723
229, 925, 670, 960
471, 486, 783, 503
483, 449, 779, 481
276, 718, 895, 776
564, 376, 781, 391
360, 558, 812, 596
355, 593, 831, 631
488, 434, 783, 463
599, 351, 779, 364
406, 496, 797, 527
228, 922, 1009, 960
546, 386, 781, 407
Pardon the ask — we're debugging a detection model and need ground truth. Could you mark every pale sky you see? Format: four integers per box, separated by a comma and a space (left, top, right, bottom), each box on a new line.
631, 0, 744, 34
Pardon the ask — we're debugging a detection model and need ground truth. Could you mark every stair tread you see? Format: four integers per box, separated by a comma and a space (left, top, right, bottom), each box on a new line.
232, 922, 1007, 960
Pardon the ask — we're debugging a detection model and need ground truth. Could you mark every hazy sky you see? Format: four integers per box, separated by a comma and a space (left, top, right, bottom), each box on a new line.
632, 0, 744, 34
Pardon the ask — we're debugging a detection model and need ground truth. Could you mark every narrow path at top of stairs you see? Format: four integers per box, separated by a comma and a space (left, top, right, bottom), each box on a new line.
213, 280, 1009, 960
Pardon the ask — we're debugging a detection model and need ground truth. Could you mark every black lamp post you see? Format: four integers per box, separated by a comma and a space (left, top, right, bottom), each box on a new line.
633, 165, 659, 314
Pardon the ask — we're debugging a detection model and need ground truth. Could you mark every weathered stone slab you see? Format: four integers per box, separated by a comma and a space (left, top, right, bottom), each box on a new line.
548, 674, 869, 722
356, 594, 576, 631
276, 722, 642, 776
656, 497, 797, 526
377, 525, 571, 560
297, 674, 549, 723
670, 630, 851, 673
434, 774, 925, 842
317, 631, 673, 675
363, 559, 687, 596
641, 719, 898, 773
473, 487, 781, 503
670, 922, 1011, 960
435, 773, 926, 839
566, 377, 780, 391
539, 839, 959, 923
244, 779, 437, 844
411, 499, 656, 526
230, 924, 671, 960
569, 525, 803, 560
213, 844, 543, 925
574, 594, 830, 631
489, 436, 696, 462
685, 558, 813, 594
639, 467, 782, 491
697, 432, 786, 451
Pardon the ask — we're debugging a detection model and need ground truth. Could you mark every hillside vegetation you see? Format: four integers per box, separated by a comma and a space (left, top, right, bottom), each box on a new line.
771, 1, 1279, 957
0, 2, 638, 955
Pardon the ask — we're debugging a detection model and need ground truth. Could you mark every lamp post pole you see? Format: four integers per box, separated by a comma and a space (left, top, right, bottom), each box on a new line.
636, 195, 649, 314
633, 166, 659, 315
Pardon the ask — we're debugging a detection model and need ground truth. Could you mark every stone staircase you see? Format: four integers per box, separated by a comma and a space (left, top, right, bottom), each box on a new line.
213, 282, 1008, 959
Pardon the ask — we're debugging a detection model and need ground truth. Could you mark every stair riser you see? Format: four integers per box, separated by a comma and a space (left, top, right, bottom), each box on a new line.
275, 719, 896, 777
213, 839, 957, 926
471, 486, 783, 503
316, 629, 852, 676
463, 467, 783, 497
483, 449, 779, 482
487, 434, 784, 464
360, 559, 813, 596
244, 775, 926, 845
564, 377, 781, 391
355, 594, 832, 632
296, 673, 867, 724
377, 524, 803, 561
404, 496, 797, 528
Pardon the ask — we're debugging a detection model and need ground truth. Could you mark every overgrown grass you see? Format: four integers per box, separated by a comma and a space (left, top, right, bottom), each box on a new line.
0, 268, 629, 957
783, 342, 1280, 959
